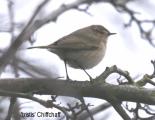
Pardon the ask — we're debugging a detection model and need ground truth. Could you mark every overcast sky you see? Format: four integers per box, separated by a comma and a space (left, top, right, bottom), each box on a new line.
0, 0, 155, 119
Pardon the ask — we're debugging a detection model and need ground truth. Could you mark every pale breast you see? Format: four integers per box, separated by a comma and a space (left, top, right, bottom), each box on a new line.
65, 43, 106, 69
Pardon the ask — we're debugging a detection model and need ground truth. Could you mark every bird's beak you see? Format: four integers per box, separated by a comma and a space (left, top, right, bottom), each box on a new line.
108, 33, 116, 36
27, 46, 48, 49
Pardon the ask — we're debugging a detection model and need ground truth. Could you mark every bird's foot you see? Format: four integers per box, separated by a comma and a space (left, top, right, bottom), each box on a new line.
66, 75, 72, 81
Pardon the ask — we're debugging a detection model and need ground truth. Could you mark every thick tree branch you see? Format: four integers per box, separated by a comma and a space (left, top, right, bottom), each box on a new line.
0, 64, 155, 120
0, 77, 155, 105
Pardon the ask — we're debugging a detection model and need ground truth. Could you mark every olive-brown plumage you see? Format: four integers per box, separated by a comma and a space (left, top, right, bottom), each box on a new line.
28, 25, 115, 79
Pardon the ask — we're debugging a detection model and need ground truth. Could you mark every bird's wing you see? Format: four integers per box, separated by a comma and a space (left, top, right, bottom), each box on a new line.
48, 33, 98, 51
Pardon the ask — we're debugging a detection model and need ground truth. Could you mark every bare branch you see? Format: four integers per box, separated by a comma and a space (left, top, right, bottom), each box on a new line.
96, 65, 134, 84
0, 0, 50, 75
5, 97, 16, 120
136, 60, 155, 86
111, 0, 155, 46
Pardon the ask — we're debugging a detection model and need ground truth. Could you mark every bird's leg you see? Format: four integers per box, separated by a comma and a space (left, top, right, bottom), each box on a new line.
64, 60, 71, 80
82, 69, 93, 81
74, 61, 93, 82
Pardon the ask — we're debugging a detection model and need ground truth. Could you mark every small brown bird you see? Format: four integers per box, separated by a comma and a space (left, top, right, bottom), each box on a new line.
28, 25, 116, 80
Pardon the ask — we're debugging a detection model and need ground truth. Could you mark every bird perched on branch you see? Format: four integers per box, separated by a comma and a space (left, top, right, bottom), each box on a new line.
28, 25, 116, 80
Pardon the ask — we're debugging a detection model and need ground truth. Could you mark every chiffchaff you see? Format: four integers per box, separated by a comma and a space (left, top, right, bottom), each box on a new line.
28, 25, 116, 80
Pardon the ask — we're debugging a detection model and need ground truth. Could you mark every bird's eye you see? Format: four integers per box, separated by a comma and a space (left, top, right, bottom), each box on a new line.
93, 26, 106, 34
93, 26, 105, 34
